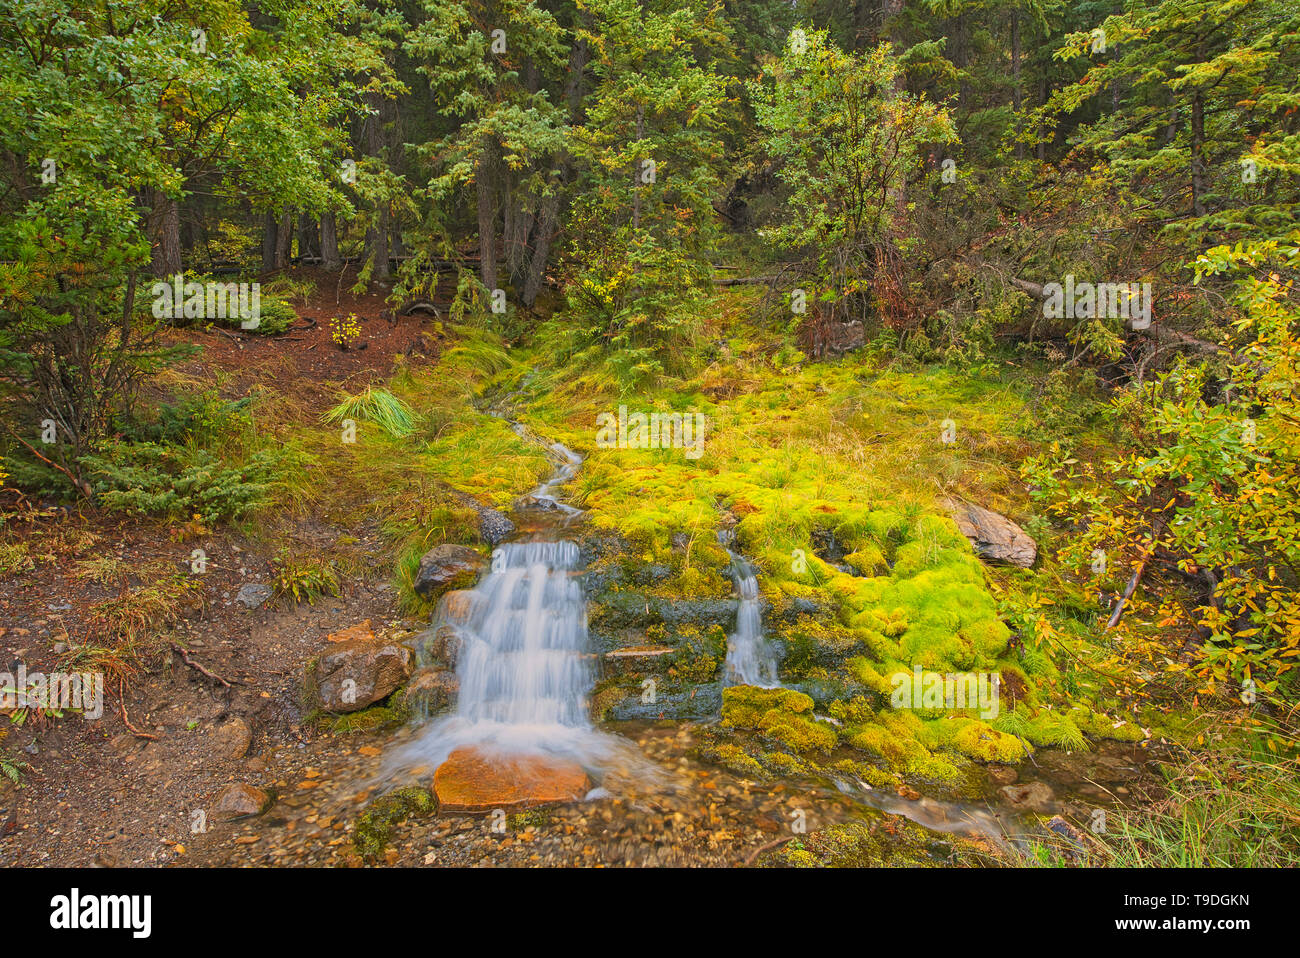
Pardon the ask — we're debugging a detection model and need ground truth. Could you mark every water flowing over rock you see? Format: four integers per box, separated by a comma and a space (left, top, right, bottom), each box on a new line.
433, 746, 590, 811
449, 540, 591, 730
719, 531, 780, 687
386, 433, 663, 798
944, 499, 1037, 568
402, 668, 459, 718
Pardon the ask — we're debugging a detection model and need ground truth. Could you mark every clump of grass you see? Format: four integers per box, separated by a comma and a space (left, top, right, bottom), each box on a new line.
73, 554, 127, 586
0, 540, 34, 576
323, 386, 415, 439
78, 573, 204, 684
87, 574, 201, 643
273, 550, 342, 604
1097, 717, 1300, 867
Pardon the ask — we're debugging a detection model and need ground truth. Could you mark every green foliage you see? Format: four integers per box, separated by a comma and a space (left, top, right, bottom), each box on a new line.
563, 0, 732, 369
82, 442, 283, 524
1023, 234, 1300, 704
324, 387, 416, 439
352, 785, 436, 863
244, 297, 297, 336
273, 550, 342, 604
1, 751, 32, 786
751, 30, 954, 333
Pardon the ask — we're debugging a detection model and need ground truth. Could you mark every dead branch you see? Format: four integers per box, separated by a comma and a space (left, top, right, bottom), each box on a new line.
171, 645, 242, 687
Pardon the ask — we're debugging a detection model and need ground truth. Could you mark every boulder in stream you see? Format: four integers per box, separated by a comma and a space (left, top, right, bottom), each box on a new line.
477, 506, 515, 546
433, 746, 590, 812
998, 781, 1055, 811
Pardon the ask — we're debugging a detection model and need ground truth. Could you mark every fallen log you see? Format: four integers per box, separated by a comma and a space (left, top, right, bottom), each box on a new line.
1007, 274, 1223, 355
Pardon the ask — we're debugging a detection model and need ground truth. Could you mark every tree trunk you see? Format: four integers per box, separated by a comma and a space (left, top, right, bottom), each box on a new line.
297, 215, 320, 263
262, 211, 279, 273
476, 135, 499, 292
275, 210, 293, 270
1011, 10, 1023, 161
953, 14, 970, 109
521, 194, 558, 307
149, 188, 182, 278
320, 212, 342, 270
364, 94, 391, 280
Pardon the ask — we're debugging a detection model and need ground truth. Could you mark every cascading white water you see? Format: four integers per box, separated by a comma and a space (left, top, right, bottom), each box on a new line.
386, 434, 661, 781
452, 540, 591, 733
719, 532, 780, 688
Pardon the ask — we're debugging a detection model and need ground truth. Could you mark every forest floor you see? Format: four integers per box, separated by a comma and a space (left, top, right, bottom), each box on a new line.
1, 271, 1181, 867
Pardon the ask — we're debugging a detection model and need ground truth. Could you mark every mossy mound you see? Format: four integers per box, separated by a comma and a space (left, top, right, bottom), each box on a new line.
352, 786, 437, 863
513, 319, 1146, 779
767, 819, 938, 868
721, 686, 837, 754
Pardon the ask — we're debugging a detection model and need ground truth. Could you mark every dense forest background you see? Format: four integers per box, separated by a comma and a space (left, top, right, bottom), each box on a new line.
1, 0, 1298, 866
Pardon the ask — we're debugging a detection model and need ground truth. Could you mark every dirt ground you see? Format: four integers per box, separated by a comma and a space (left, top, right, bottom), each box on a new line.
0, 268, 424, 866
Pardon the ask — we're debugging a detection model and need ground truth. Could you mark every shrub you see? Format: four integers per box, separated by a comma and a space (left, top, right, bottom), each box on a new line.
82, 441, 283, 524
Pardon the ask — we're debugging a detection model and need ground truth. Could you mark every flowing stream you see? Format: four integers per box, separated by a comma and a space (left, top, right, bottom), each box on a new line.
387, 427, 657, 783
718, 530, 780, 687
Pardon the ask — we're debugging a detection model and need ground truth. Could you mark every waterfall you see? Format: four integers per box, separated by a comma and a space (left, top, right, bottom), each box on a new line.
386, 432, 659, 783
719, 532, 781, 688
451, 540, 591, 732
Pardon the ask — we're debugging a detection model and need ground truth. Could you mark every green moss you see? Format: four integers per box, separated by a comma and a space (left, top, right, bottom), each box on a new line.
921, 718, 1029, 763
761, 751, 812, 777
831, 758, 900, 790
766, 820, 936, 868
505, 322, 1141, 773
697, 741, 768, 779
720, 686, 837, 753
353, 786, 437, 863
1067, 707, 1146, 742
1023, 709, 1090, 750
321, 699, 411, 735
778, 614, 864, 676
590, 681, 632, 722
666, 623, 726, 683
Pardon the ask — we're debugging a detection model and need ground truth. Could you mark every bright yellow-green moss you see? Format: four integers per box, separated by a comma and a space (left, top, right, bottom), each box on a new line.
1067, 707, 1146, 742
699, 742, 768, 779
721, 686, 837, 753
920, 718, 1029, 763
768, 820, 936, 868
507, 299, 1132, 771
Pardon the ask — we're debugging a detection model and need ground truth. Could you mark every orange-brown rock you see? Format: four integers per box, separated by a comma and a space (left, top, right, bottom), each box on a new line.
433, 747, 590, 812
326, 620, 374, 643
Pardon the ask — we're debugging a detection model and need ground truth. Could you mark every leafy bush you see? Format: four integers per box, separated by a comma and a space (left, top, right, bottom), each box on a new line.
241, 296, 296, 336
119, 389, 252, 447
273, 550, 342, 603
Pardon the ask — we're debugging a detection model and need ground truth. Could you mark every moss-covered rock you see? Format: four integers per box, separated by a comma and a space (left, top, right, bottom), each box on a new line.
721, 686, 837, 753
352, 786, 437, 863
765, 819, 937, 868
